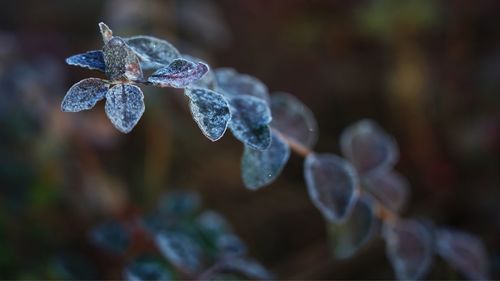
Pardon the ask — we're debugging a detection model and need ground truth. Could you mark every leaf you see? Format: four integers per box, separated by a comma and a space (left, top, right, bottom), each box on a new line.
435, 228, 489, 280
148, 59, 209, 88
340, 119, 398, 178
216, 233, 248, 258
103, 37, 143, 81
221, 257, 274, 280
383, 219, 433, 280
65, 50, 106, 72
124, 256, 173, 281
157, 191, 201, 218
183, 55, 218, 90
241, 131, 291, 190
185, 87, 231, 141
105, 84, 145, 133
304, 153, 360, 222
99, 22, 113, 44
89, 221, 130, 255
196, 210, 233, 240
270, 92, 319, 148
363, 170, 410, 212
155, 231, 203, 275
328, 195, 378, 259
228, 95, 272, 150
125, 35, 181, 69
61, 78, 109, 112
215, 68, 270, 104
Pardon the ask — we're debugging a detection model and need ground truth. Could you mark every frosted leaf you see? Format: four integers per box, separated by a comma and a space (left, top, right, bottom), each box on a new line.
157, 191, 201, 217
103, 37, 143, 81
105, 84, 145, 133
383, 219, 433, 280
99, 22, 113, 44
61, 78, 109, 112
185, 87, 230, 141
340, 119, 398, 178
125, 35, 181, 69
241, 131, 290, 190
328, 195, 378, 259
155, 231, 203, 275
363, 171, 410, 212
222, 258, 274, 280
196, 210, 233, 239
436, 228, 489, 280
65, 50, 106, 72
228, 95, 272, 150
148, 59, 209, 88
89, 221, 130, 255
124, 257, 173, 281
304, 153, 360, 222
183, 55, 218, 90
270, 92, 319, 148
216, 233, 248, 258
215, 68, 270, 104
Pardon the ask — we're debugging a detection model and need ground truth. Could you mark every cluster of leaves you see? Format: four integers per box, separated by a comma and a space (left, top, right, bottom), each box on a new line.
89, 191, 273, 280
63, 23, 490, 280
306, 120, 489, 280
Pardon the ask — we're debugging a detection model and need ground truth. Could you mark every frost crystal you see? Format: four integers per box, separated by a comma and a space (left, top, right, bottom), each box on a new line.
241, 131, 290, 190
61, 78, 109, 112
105, 84, 145, 133
228, 95, 272, 150
304, 153, 359, 222
125, 35, 181, 69
185, 87, 231, 141
148, 59, 209, 88
65, 50, 106, 72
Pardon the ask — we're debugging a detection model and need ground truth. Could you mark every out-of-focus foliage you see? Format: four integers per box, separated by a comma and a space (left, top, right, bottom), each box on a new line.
0, 0, 499, 280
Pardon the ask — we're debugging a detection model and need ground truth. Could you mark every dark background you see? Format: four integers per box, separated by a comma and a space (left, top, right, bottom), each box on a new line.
0, 0, 499, 279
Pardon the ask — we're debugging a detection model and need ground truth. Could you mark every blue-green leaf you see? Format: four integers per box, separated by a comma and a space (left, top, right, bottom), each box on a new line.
103, 37, 143, 81
125, 35, 181, 69
241, 131, 290, 190
65, 51, 106, 72
61, 78, 109, 112
124, 256, 173, 281
228, 95, 272, 150
185, 87, 231, 141
328, 195, 378, 259
105, 84, 145, 133
89, 221, 130, 255
215, 68, 270, 104
340, 119, 398, 178
304, 153, 359, 222
383, 219, 433, 280
270, 92, 318, 148
155, 231, 203, 275
436, 228, 489, 280
148, 59, 209, 88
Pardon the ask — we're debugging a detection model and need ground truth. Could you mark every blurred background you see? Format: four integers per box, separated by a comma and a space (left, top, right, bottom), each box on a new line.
1, 0, 499, 279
